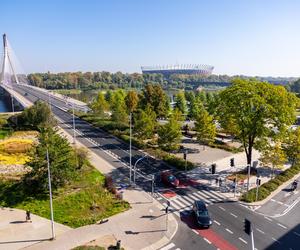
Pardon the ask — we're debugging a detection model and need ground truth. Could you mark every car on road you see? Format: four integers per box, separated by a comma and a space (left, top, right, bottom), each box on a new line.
160, 170, 179, 187
193, 200, 212, 228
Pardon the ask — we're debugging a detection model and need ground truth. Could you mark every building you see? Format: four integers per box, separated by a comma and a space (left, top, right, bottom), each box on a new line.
141, 64, 214, 77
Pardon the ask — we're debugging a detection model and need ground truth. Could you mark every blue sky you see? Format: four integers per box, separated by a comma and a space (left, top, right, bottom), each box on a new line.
1, 0, 300, 76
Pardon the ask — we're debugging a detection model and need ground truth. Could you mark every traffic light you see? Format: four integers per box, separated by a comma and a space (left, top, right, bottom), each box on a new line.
244, 219, 251, 235
230, 158, 234, 167
211, 164, 216, 174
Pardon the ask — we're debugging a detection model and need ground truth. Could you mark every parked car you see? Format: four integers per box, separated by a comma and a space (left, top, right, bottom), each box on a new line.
193, 200, 212, 228
160, 170, 179, 187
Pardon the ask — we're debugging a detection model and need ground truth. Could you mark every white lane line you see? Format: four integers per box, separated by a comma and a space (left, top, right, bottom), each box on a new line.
277, 223, 287, 229
219, 206, 226, 211
264, 216, 272, 221
192, 229, 198, 235
277, 201, 284, 205
272, 237, 280, 243
226, 228, 233, 234
230, 212, 238, 218
271, 199, 276, 202
214, 220, 221, 226
256, 228, 265, 234
157, 197, 162, 200
293, 231, 300, 237
203, 238, 211, 244
239, 237, 247, 244
160, 243, 175, 250
175, 248, 181, 250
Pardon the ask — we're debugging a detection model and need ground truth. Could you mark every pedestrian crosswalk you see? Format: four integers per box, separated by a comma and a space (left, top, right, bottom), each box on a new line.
159, 242, 181, 250
161, 188, 226, 217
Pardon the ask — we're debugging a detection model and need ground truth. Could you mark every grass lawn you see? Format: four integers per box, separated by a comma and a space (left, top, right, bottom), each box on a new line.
0, 163, 130, 228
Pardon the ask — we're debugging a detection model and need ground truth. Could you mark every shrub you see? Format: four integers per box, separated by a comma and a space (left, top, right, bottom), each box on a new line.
241, 162, 300, 202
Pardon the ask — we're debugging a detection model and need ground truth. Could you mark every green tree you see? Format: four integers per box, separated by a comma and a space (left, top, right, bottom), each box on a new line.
125, 90, 139, 113
158, 111, 182, 151
218, 78, 298, 166
25, 128, 76, 192
91, 92, 109, 115
194, 107, 216, 145
283, 127, 300, 166
260, 142, 286, 178
134, 106, 157, 139
174, 91, 187, 115
110, 90, 128, 124
18, 101, 55, 131
140, 84, 170, 118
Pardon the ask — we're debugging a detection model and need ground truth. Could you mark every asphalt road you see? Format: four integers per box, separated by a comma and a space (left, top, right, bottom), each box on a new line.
12, 84, 300, 250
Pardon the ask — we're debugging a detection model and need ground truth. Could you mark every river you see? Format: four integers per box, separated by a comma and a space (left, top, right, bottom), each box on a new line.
0, 95, 12, 112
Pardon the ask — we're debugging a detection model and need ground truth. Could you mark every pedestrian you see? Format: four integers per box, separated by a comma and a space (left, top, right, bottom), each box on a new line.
215, 178, 219, 185
219, 178, 222, 187
26, 210, 31, 222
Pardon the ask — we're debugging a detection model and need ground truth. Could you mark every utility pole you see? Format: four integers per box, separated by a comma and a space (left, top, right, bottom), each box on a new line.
133, 156, 146, 184
129, 81, 132, 185
184, 149, 187, 173
244, 219, 255, 250
72, 102, 76, 144
247, 164, 251, 191
46, 149, 55, 240
151, 174, 154, 203
255, 178, 261, 201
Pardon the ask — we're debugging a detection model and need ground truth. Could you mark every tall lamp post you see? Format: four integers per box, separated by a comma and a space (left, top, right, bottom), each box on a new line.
72, 101, 76, 144
133, 155, 147, 184
46, 148, 55, 239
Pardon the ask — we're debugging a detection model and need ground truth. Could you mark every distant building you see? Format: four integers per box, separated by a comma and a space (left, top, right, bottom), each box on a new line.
141, 64, 214, 77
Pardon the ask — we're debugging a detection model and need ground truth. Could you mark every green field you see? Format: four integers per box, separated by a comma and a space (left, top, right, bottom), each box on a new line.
0, 163, 129, 228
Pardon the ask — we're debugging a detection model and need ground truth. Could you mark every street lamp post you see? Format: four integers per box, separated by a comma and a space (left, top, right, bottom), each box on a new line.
133, 155, 147, 184
46, 148, 55, 240
129, 112, 132, 184
72, 102, 76, 144
247, 164, 251, 191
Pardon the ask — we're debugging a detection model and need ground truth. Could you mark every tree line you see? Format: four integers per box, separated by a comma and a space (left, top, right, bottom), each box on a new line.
27, 71, 298, 91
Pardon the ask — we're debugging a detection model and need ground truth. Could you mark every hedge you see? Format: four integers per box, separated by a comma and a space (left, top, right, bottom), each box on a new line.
240, 162, 300, 203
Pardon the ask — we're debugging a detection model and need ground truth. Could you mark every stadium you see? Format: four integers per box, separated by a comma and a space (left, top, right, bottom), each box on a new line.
141, 64, 214, 77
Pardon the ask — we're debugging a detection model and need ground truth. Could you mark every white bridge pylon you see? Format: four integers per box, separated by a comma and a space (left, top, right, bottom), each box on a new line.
1, 34, 20, 85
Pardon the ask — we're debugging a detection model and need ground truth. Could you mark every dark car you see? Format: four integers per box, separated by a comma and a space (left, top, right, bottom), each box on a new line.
193, 200, 212, 228
161, 171, 179, 187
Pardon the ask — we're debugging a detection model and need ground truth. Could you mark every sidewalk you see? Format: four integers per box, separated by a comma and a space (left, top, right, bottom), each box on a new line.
23, 127, 178, 250
0, 207, 70, 250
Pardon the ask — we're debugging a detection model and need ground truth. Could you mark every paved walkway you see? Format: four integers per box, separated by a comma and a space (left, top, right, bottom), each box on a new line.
0, 207, 70, 250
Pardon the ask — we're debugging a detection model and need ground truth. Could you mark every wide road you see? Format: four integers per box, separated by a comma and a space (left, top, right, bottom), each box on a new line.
13, 84, 300, 250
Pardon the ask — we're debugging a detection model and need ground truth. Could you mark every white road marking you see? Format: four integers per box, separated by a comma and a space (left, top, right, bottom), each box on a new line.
256, 228, 265, 234
272, 237, 280, 243
293, 231, 300, 237
239, 237, 247, 244
160, 243, 175, 250
264, 216, 272, 221
214, 220, 221, 225
192, 229, 198, 235
219, 206, 226, 211
230, 212, 238, 218
277, 223, 287, 229
226, 228, 233, 234
204, 238, 211, 244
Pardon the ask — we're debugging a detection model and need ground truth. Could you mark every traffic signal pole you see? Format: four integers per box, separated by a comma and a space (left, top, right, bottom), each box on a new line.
250, 229, 255, 250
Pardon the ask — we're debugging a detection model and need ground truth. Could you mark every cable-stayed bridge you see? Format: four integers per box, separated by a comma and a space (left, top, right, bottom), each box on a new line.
0, 34, 90, 112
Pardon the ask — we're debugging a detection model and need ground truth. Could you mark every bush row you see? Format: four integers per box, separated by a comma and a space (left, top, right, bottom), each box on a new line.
240, 163, 300, 203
